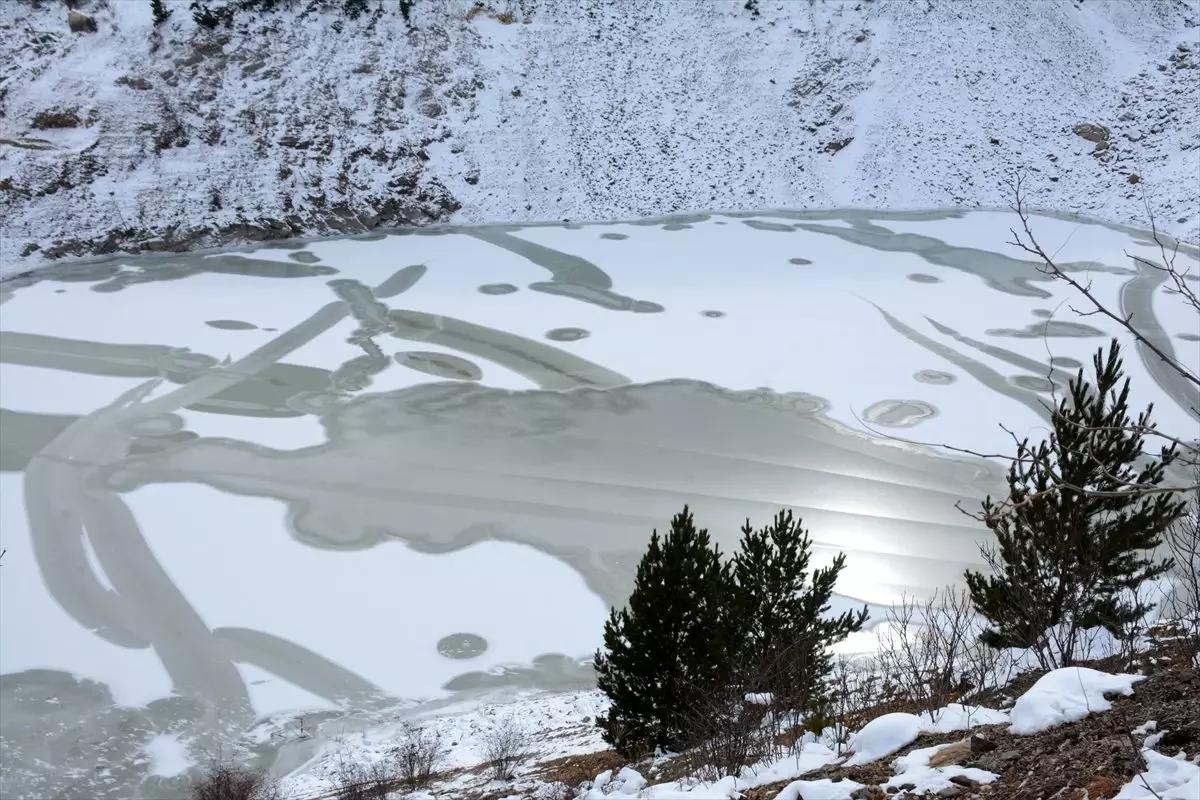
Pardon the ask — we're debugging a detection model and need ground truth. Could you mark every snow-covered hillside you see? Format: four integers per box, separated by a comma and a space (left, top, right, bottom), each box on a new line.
1, 0, 1198, 273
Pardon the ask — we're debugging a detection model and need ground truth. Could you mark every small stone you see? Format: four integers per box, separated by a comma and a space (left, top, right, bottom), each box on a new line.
997, 749, 1021, 762
949, 775, 979, 789
937, 787, 964, 798
970, 734, 997, 754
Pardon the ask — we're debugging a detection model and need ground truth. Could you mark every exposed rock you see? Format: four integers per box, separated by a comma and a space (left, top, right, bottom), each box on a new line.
929, 738, 974, 768
823, 136, 854, 154
66, 10, 97, 34
30, 108, 81, 130
948, 774, 979, 789
114, 75, 153, 91
1072, 122, 1110, 142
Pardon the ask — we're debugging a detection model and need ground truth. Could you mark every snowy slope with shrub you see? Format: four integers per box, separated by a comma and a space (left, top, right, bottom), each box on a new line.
2, 0, 1199, 272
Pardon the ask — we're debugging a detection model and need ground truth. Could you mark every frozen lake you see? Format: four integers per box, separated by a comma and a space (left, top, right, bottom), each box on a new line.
1, 209, 1197, 799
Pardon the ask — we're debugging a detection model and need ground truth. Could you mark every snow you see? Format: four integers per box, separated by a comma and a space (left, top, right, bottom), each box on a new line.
2, 0, 1199, 271
844, 712, 923, 766
142, 733, 193, 778
776, 777, 865, 800
1114, 749, 1200, 800
1009, 667, 1145, 735
922, 703, 1011, 733
884, 744, 999, 794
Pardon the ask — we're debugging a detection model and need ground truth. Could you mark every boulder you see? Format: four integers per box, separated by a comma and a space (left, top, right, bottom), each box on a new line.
67, 10, 97, 34
1072, 122, 1110, 143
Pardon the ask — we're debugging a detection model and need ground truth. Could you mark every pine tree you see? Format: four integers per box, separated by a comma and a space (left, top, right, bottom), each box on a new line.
151, 0, 172, 25
190, 1, 222, 28
965, 339, 1185, 667
594, 506, 735, 756
730, 510, 868, 717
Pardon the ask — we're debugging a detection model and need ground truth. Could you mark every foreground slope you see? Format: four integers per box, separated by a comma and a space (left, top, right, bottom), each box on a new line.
1, 0, 1198, 273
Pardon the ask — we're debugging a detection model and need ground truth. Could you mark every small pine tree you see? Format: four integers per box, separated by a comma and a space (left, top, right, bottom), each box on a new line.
343, 0, 368, 18
731, 510, 867, 717
965, 339, 1185, 667
190, 1, 222, 28
594, 506, 735, 756
398, 0, 414, 25
151, 0, 172, 25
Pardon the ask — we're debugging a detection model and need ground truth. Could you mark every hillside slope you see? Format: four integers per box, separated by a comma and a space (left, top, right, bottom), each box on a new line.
1, 0, 1197, 274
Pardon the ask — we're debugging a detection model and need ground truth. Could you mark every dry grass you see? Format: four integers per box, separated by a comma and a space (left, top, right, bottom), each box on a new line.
30, 108, 81, 130
192, 763, 281, 800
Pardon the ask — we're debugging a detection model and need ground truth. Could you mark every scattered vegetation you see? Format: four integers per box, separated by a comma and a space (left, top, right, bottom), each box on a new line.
477, 712, 532, 781
30, 108, 81, 129
594, 506, 866, 760
185, 0, 417, 30
330, 755, 396, 800
392, 721, 448, 791
191, 763, 281, 800
964, 340, 1185, 669
151, 0, 171, 25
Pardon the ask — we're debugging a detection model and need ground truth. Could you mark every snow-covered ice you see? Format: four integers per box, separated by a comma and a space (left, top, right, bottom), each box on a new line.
1009, 667, 1145, 736
1, 211, 1195, 798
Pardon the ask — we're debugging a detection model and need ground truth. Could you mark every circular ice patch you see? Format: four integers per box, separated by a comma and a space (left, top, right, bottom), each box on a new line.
788, 258, 813, 266
600, 233, 629, 240
546, 327, 591, 342
437, 633, 488, 660
907, 273, 942, 284
1050, 356, 1083, 369
478, 283, 519, 295
204, 319, 258, 331
913, 369, 956, 386
863, 399, 938, 428
701, 310, 727, 319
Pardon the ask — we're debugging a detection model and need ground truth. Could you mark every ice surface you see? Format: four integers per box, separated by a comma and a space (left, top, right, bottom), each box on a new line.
1, 212, 1195, 799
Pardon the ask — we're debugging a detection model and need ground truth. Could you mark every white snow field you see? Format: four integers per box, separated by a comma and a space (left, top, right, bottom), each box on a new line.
2, 0, 1199, 271
0, 210, 1197, 797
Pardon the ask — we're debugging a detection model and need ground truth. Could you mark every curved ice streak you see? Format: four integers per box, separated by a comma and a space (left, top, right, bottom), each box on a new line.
22, 457, 148, 649
212, 628, 388, 711
1121, 260, 1200, 422
122, 265, 427, 420
385, 309, 630, 389
23, 381, 250, 719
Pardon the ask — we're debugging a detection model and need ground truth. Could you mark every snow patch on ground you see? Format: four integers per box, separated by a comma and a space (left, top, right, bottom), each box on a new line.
1114, 749, 1200, 800
844, 712, 923, 766
884, 744, 999, 794
1009, 667, 1144, 736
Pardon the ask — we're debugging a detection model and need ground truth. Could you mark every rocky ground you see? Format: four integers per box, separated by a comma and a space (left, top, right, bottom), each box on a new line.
2, 0, 1198, 275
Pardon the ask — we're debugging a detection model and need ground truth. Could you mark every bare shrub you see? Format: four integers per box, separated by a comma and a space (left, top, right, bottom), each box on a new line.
875, 586, 974, 721
478, 713, 532, 781
1162, 479, 1200, 664
822, 655, 880, 755
192, 763, 280, 800
331, 756, 396, 800
680, 672, 777, 780
393, 721, 448, 791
